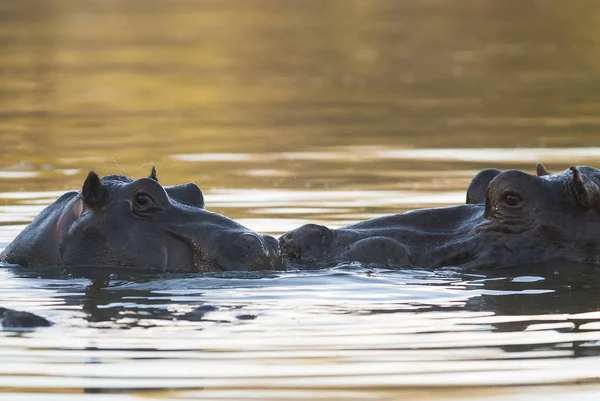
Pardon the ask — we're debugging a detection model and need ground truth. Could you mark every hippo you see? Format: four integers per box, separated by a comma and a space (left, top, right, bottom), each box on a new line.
0, 308, 52, 329
0, 168, 282, 272
280, 164, 600, 270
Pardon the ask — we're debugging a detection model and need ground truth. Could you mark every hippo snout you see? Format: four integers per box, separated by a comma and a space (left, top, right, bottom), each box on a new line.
254, 234, 283, 270
279, 224, 335, 266
237, 233, 264, 253
219, 232, 282, 271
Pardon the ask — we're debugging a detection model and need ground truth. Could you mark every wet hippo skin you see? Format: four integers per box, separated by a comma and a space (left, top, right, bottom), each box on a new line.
280, 164, 600, 270
0, 308, 52, 329
0, 168, 283, 272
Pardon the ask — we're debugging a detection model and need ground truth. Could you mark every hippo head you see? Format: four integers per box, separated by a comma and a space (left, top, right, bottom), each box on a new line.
280, 164, 600, 270
460, 164, 600, 267
1, 168, 282, 272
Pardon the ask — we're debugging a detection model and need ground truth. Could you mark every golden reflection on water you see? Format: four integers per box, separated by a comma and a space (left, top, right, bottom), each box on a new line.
4, 1, 600, 400
2, 0, 600, 192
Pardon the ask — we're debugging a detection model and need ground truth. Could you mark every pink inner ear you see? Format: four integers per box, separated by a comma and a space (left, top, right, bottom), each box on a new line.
53, 198, 90, 243
72, 198, 86, 219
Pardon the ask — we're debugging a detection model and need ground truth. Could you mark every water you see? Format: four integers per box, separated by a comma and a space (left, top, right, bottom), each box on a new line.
3, 0, 600, 399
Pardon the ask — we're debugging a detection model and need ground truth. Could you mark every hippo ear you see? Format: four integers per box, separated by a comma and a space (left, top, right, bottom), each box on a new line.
569, 166, 600, 210
536, 163, 551, 176
148, 166, 158, 182
82, 171, 107, 207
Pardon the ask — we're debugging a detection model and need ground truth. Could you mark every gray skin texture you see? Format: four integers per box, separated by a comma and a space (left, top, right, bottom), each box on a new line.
280, 165, 600, 270
0, 169, 282, 272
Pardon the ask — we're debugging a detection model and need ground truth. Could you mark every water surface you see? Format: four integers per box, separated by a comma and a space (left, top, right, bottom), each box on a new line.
2, 1, 600, 399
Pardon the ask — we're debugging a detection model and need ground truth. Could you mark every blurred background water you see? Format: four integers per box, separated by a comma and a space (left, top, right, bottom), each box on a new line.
2, 0, 600, 399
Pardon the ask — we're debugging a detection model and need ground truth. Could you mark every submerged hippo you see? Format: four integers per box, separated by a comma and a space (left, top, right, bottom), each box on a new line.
0, 168, 282, 271
0, 307, 52, 329
280, 164, 600, 270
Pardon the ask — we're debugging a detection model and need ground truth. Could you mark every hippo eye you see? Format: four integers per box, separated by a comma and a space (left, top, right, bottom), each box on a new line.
502, 193, 522, 207
132, 191, 158, 212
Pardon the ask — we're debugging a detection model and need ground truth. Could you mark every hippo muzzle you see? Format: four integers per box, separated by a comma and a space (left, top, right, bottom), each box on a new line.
170, 226, 283, 271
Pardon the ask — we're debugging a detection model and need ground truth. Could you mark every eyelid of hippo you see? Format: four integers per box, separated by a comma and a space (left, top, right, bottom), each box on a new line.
128, 179, 172, 215
481, 171, 535, 229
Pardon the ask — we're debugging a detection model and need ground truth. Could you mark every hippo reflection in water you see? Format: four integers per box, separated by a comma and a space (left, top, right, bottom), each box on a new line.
280, 164, 600, 270
0, 168, 282, 271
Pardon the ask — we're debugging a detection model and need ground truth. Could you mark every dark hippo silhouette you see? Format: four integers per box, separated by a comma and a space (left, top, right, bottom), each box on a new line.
0, 307, 52, 329
280, 164, 600, 270
0, 168, 282, 272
